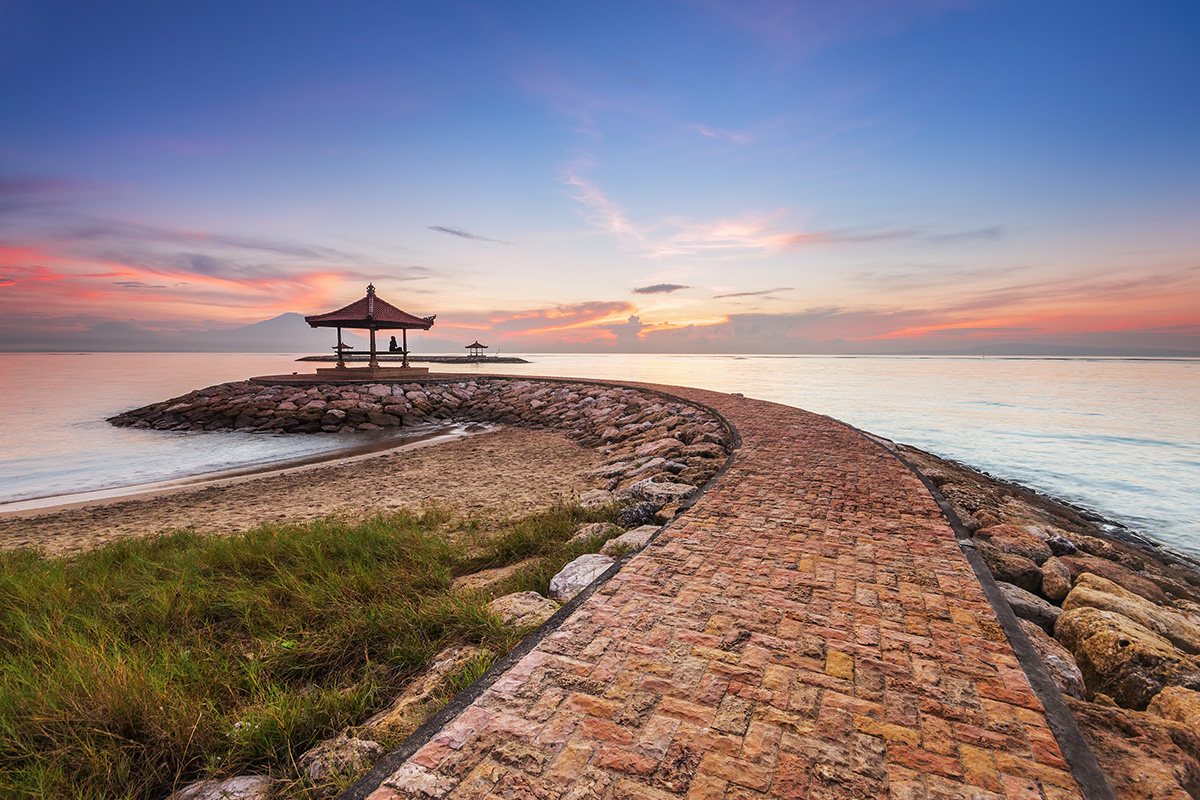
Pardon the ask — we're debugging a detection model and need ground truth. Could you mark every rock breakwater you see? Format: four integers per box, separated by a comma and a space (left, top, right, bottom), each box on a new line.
109, 377, 734, 517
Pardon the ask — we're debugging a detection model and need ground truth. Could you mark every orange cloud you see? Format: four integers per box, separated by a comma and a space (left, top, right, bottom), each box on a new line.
491, 301, 636, 337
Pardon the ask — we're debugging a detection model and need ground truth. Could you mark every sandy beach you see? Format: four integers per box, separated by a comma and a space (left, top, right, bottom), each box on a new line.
0, 426, 601, 555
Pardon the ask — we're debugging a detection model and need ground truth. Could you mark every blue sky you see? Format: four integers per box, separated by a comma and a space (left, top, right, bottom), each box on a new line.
2, 0, 1198, 352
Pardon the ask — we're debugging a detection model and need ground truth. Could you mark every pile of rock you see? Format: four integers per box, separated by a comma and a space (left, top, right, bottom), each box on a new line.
111, 378, 732, 522
904, 445, 1200, 799
109, 380, 471, 433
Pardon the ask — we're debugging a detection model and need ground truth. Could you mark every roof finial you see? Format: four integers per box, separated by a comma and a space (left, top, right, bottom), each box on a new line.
366, 283, 376, 295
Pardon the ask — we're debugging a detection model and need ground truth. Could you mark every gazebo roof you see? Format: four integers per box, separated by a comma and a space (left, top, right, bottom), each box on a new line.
465, 341, 489, 349
305, 284, 435, 330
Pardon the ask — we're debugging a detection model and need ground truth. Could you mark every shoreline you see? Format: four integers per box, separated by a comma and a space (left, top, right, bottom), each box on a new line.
0, 422, 488, 518
0, 425, 606, 555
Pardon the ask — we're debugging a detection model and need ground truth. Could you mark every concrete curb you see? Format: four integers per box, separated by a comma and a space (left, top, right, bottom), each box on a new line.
886, 445, 1117, 800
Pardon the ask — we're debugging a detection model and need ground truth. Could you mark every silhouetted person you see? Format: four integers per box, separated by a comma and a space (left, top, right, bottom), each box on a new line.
389, 336, 403, 353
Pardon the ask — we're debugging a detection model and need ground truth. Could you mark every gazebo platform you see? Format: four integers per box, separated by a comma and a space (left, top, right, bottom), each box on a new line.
314, 366, 429, 379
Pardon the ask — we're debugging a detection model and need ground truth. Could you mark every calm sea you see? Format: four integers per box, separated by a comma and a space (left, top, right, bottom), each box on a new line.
1, 353, 1197, 557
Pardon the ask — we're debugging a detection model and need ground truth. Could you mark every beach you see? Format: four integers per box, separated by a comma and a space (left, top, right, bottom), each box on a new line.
0, 426, 600, 555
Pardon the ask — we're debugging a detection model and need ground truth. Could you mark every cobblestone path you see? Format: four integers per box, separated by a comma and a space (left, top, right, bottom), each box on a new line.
364, 386, 1084, 799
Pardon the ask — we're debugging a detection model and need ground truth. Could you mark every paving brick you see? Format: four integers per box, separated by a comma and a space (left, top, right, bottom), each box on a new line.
357, 380, 1085, 800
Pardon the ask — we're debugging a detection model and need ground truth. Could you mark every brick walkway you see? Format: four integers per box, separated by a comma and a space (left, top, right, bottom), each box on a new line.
363, 385, 1083, 800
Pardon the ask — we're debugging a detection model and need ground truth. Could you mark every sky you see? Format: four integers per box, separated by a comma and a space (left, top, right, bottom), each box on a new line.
2, 0, 1198, 354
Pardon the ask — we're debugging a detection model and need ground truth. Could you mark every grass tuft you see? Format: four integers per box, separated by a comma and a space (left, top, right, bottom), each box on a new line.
0, 502, 617, 800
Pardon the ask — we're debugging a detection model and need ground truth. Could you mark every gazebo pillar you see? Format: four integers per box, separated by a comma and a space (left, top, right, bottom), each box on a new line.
402, 329, 409, 368
336, 327, 346, 368
369, 328, 379, 369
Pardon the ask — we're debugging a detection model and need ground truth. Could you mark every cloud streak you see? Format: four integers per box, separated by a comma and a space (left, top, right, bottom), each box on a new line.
428, 225, 511, 244
561, 168, 1007, 260
714, 287, 793, 298
633, 283, 690, 294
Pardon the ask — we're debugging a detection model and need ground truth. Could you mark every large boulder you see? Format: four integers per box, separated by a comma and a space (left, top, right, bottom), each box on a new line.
617, 501, 661, 528
171, 777, 272, 800
635, 437, 684, 458
570, 522, 621, 544
297, 735, 385, 785
1045, 534, 1078, 557
637, 481, 696, 503
998, 581, 1062, 633
488, 591, 559, 628
1059, 554, 1169, 605
362, 645, 487, 736
1018, 618, 1084, 699
1063, 573, 1200, 655
975, 524, 1052, 564
548, 554, 615, 602
1041, 556, 1073, 602
1054, 607, 1200, 709
599, 525, 658, 556
580, 489, 615, 508
1067, 697, 1200, 800
1147, 686, 1200, 729
976, 541, 1041, 593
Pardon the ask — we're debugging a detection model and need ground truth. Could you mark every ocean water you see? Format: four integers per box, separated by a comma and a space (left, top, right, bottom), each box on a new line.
1, 352, 1197, 557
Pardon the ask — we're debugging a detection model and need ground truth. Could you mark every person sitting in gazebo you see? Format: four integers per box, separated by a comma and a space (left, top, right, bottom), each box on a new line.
388, 335, 404, 353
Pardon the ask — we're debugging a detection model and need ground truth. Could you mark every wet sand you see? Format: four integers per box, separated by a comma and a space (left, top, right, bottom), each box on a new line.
0, 427, 601, 555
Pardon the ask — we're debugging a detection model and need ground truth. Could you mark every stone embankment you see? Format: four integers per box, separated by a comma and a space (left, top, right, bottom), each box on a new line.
902, 446, 1200, 799
109, 378, 733, 525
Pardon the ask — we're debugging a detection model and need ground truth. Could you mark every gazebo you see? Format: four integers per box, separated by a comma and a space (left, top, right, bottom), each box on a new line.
305, 284, 435, 377
465, 340, 489, 359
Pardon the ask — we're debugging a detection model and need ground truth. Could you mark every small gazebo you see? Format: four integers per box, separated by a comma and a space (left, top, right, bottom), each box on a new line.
465, 341, 489, 360
305, 284, 435, 377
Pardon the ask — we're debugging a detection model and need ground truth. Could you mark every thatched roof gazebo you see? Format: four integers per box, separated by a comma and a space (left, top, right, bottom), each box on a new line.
305, 284, 435, 377
465, 340, 489, 359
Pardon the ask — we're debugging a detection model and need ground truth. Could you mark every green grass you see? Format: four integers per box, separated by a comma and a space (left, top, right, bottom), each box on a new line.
0, 503, 619, 800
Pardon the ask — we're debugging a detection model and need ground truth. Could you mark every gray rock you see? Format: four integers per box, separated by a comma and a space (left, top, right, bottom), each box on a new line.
627, 457, 667, 477
1018, 619, 1085, 699
171, 776, 272, 800
488, 591, 560, 628
1047, 535, 1078, 556
617, 501, 661, 528
580, 489, 615, 508
639, 481, 696, 503
297, 735, 385, 784
549, 554, 615, 601
599, 525, 658, 556
584, 462, 632, 479
570, 522, 620, 543
997, 581, 1062, 633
